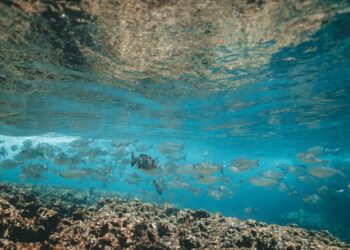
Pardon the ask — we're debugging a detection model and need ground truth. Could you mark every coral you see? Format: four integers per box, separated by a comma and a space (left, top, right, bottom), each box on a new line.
0, 183, 349, 249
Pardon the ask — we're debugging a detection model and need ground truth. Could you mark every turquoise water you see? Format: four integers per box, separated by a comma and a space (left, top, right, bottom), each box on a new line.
1, 0, 350, 242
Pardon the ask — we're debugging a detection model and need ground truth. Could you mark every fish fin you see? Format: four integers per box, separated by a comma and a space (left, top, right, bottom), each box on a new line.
38, 152, 46, 159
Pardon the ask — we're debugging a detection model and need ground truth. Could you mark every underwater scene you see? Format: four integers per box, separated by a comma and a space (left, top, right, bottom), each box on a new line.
1, 0, 350, 249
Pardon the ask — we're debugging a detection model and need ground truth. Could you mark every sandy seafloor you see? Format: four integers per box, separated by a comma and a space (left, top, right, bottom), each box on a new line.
0, 182, 349, 250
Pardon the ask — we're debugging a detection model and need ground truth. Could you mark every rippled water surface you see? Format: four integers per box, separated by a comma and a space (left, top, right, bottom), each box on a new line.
1, 0, 350, 242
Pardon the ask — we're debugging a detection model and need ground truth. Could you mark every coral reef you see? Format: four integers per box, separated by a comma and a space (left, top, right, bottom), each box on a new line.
0, 183, 349, 249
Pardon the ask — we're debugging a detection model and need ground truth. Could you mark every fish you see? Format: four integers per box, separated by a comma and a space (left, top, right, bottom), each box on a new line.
208, 185, 233, 200
80, 147, 108, 160
69, 138, 92, 148
159, 162, 177, 176
202, 151, 209, 158
54, 152, 70, 166
297, 175, 316, 184
22, 139, 34, 149
10, 145, 18, 152
287, 164, 307, 176
297, 153, 327, 165
136, 144, 153, 152
36, 143, 61, 158
307, 146, 340, 156
278, 183, 288, 192
193, 162, 223, 175
111, 148, 130, 158
0, 147, 8, 158
175, 164, 195, 175
152, 178, 167, 195
166, 153, 186, 162
316, 185, 330, 196
168, 178, 190, 189
111, 139, 138, 148
0, 140, 4, 144
287, 189, 300, 197
68, 154, 86, 166
58, 169, 92, 179
94, 163, 116, 182
195, 175, 230, 185
276, 163, 306, 176
261, 170, 284, 181
189, 187, 201, 196
123, 171, 142, 185
308, 166, 341, 178
249, 176, 276, 187
0, 159, 21, 169
131, 152, 158, 171
230, 158, 259, 172
303, 194, 322, 205
21, 164, 48, 179
117, 157, 132, 166
14, 148, 44, 161
157, 142, 184, 155
244, 207, 258, 215
306, 146, 325, 156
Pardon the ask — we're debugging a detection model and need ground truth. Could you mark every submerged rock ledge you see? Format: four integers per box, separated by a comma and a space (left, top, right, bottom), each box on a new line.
0, 183, 348, 250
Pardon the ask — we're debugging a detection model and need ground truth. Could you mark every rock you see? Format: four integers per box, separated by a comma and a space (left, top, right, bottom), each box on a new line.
179, 236, 201, 249
192, 210, 210, 220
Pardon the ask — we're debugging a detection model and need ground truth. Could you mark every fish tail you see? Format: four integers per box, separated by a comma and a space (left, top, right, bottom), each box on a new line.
338, 170, 346, 178
255, 158, 260, 166
131, 152, 136, 167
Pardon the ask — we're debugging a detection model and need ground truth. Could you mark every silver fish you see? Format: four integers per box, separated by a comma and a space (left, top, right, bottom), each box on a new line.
10, 145, 18, 152
21, 164, 48, 179
152, 178, 167, 195
297, 153, 327, 165
69, 138, 92, 148
261, 170, 284, 181
0, 159, 21, 169
208, 185, 233, 200
136, 144, 153, 152
157, 142, 184, 155
230, 158, 259, 172
303, 194, 322, 205
308, 166, 341, 178
58, 169, 92, 179
123, 171, 142, 185
14, 148, 44, 160
54, 152, 70, 166
22, 139, 34, 149
249, 176, 276, 187
244, 207, 258, 215
0, 146, 8, 158
166, 153, 186, 162
111, 139, 137, 148
112, 148, 130, 158
193, 162, 223, 175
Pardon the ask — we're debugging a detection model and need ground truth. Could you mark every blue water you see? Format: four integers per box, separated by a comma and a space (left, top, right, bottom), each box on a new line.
0, 0, 350, 242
